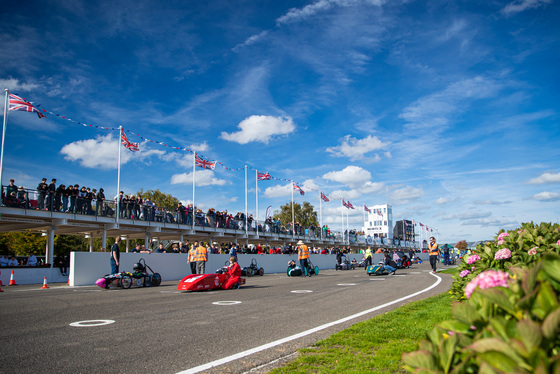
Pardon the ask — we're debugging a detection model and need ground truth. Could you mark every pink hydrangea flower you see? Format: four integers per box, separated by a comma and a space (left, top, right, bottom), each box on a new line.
465, 270, 510, 299
557, 239, 560, 246
472, 266, 476, 272
495, 248, 512, 260
528, 247, 538, 255
460, 270, 471, 277
466, 255, 480, 265
498, 232, 509, 240
517, 230, 525, 234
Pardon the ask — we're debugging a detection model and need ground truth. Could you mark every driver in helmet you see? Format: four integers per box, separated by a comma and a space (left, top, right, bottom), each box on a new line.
221, 256, 241, 290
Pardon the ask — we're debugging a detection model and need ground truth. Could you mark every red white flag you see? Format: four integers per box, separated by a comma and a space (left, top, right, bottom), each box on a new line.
121, 129, 139, 151
363, 204, 371, 213
195, 154, 215, 170
320, 192, 329, 202
293, 184, 304, 195
8, 93, 46, 118
257, 171, 271, 181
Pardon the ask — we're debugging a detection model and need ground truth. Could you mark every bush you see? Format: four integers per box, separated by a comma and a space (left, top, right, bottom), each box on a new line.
450, 222, 560, 301
403, 222, 560, 373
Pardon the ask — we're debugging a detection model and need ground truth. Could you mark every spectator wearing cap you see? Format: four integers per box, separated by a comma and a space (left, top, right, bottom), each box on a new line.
17, 186, 27, 207
6, 179, 17, 197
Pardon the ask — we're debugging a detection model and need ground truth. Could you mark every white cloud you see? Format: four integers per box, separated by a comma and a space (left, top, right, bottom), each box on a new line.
322, 166, 371, 188
434, 197, 450, 205
220, 115, 295, 144
276, 0, 383, 26
442, 211, 492, 220
60, 134, 166, 169
399, 76, 502, 131
264, 183, 292, 198
528, 172, 560, 185
531, 191, 560, 202
501, 0, 552, 16
461, 218, 519, 227
390, 185, 424, 203
0, 78, 40, 92
326, 135, 390, 161
60, 134, 132, 169
170, 169, 228, 187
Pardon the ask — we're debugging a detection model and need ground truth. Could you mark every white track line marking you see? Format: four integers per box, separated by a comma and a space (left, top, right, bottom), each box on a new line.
176, 273, 442, 374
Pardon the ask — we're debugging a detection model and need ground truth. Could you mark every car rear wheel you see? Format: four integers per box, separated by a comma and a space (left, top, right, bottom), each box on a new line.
258, 268, 264, 276
151, 273, 162, 286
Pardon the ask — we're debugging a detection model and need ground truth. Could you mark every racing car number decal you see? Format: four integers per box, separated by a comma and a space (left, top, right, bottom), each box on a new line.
214, 276, 220, 287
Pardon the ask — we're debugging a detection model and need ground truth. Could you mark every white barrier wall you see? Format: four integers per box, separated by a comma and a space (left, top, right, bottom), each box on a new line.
0, 252, 429, 286
69, 252, 428, 287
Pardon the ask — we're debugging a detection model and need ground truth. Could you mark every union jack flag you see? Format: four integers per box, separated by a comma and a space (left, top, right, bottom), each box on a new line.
347, 200, 355, 209
320, 192, 329, 202
195, 154, 215, 170
121, 129, 139, 152
363, 204, 371, 213
377, 209, 383, 216
257, 171, 271, 181
8, 93, 46, 118
293, 184, 304, 195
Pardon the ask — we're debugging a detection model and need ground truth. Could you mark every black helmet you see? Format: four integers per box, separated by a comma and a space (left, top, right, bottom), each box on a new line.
133, 263, 144, 272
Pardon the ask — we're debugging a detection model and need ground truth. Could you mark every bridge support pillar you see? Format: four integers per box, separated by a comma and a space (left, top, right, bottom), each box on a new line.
46, 226, 55, 266
89, 236, 94, 252
102, 228, 107, 251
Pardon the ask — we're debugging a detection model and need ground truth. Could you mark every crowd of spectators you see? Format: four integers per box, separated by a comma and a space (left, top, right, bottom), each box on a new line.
1, 178, 340, 240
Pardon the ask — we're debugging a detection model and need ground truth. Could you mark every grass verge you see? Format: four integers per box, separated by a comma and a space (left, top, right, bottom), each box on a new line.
270, 292, 453, 374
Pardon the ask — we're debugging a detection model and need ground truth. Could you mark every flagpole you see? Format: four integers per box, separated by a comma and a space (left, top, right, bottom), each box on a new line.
340, 200, 343, 243
255, 169, 259, 237
291, 181, 294, 240
319, 192, 322, 240
116, 126, 122, 224
244, 165, 248, 236
0, 89, 9, 197
192, 152, 196, 228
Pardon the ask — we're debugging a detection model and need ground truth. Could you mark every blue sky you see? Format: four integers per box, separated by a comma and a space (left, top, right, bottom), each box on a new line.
1, 0, 559, 243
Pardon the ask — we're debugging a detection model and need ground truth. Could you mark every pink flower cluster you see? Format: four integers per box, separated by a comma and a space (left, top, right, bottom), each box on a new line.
460, 270, 471, 277
465, 270, 510, 299
557, 239, 560, 246
497, 232, 509, 245
495, 248, 512, 260
528, 247, 538, 255
466, 254, 480, 265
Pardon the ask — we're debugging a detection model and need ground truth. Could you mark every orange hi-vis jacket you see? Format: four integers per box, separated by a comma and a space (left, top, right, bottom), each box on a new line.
428, 242, 439, 256
298, 244, 309, 260
195, 246, 208, 262
188, 248, 196, 262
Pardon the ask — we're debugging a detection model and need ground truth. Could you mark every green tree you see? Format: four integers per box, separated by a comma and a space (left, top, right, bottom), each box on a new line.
1, 232, 46, 256
273, 201, 318, 228
137, 188, 180, 211
54, 235, 88, 255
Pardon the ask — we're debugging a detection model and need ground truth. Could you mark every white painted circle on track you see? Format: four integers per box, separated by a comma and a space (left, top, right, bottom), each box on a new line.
70, 320, 115, 327
337, 283, 356, 286
212, 301, 242, 306
291, 290, 313, 293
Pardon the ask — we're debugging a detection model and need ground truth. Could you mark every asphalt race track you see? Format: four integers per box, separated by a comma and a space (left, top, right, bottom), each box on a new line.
1, 261, 453, 374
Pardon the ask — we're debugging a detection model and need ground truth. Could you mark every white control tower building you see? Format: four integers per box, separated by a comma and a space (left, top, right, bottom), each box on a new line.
362, 203, 393, 240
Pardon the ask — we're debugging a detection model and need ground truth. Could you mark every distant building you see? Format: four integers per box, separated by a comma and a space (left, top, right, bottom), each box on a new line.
393, 219, 415, 242
362, 203, 393, 239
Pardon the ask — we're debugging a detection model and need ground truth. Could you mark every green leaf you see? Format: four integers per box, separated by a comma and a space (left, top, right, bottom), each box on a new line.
477, 288, 517, 315
440, 333, 458, 373
543, 254, 560, 283
402, 350, 439, 371
535, 282, 558, 315
517, 319, 543, 351
477, 351, 522, 373
452, 302, 479, 325
542, 306, 560, 339
438, 320, 472, 335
